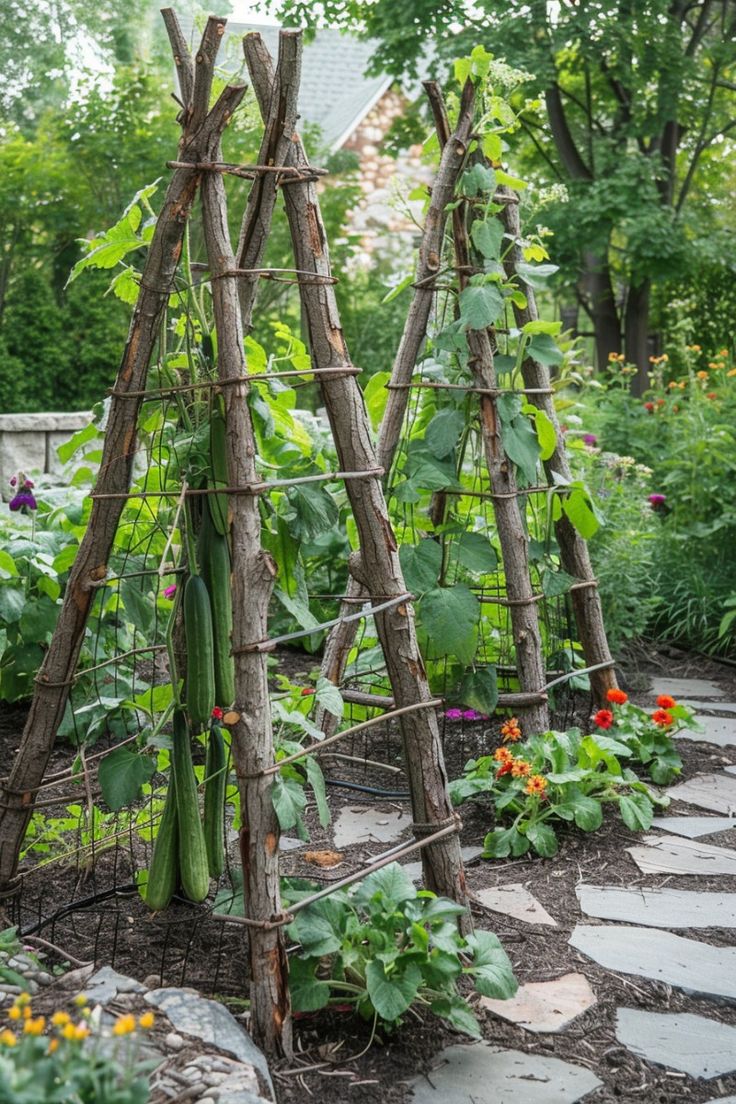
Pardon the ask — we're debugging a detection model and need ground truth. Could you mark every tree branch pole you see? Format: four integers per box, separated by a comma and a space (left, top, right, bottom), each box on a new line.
498, 188, 617, 704
243, 34, 469, 923
314, 80, 476, 737
428, 81, 549, 735
200, 31, 304, 1060
0, 11, 239, 894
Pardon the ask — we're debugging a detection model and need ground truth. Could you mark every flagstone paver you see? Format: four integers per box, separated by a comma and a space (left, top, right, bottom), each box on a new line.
684, 701, 736, 716
475, 883, 557, 927
332, 805, 408, 849
702, 1097, 736, 1103
407, 1043, 601, 1103
666, 773, 736, 815
569, 925, 736, 1000
651, 815, 736, 839
402, 846, 483, 884
480, 973, 596, 1033
678, 716, 736, 748
650, 677, 725, 700
615, 1008, 736, 1079
576, 885, 736, 928
626, 834, 736, 876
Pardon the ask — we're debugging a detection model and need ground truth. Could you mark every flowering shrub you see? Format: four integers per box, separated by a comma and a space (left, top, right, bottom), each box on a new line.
0, 991, 155, 1103
591, 688, 694, 784
450, 722, 667, 858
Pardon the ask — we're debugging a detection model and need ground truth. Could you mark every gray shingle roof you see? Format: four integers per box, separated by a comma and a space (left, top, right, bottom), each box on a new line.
179, 17, 392, 150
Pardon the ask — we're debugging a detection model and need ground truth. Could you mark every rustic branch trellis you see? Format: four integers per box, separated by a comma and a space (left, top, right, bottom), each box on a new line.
0, 12, 618, 1061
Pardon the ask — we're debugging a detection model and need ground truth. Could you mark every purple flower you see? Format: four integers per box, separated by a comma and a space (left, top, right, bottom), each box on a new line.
583, 434, 598, 446
462, 709, 482, 721
445, 708, 463, 721
163, 584, 177, 599
9, 491, 36, 512
9, 476, 16, 488
648, 493, 667, 509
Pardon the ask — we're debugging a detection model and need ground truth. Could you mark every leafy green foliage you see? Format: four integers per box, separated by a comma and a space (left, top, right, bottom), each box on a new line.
286, 862, 516, 1033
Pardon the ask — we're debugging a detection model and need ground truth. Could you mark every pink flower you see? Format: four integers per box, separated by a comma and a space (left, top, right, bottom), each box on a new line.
163, 584, 177, 599
648, 493, 666, 509
583, 434, 598, 446
445, 708, 463, 721
462, 709, 482, 721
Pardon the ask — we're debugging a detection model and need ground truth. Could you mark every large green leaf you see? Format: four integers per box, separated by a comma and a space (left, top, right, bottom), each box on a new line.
541, 567, 576, 597
98, 746, 155, 811
315, 676, 343, 720
471, 218, 504, 260
291, 901, 344, 956
571, 794, 604, 832
534, 408, 558, 460
453, 532, 498, 574
459, 163, 496, 197
563, 488, 600, 539
418, 585, 479, 665
466, 930, 518, 999
424, 408, 465, 459
0, 551, 18, 579
364, 371, 391, 431
528, 333, 563, 366
458, 283, 504, 331
366, 960, 422, 1023
459, 666, 498, 714
431, 995, 481, 1037
0, 587, 25, 624
289, 956, 331, 1012
501, 414, 540, 485
354, 862, 417, 910
619, 792, 654, 832
526, 822, 558, 857
271, 775, 308, 837
287, 482, 339, 541
399, 540, 442, 594
19, 595, 58, 642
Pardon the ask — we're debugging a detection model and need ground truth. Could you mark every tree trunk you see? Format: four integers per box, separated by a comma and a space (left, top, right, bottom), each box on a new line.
0, 12, 240, 894
243, 35, 469, 921
624, 278, 651, 396
581, 249, 621, 369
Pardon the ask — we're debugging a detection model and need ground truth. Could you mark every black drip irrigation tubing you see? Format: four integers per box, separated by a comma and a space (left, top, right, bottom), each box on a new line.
324, 777, 410, 799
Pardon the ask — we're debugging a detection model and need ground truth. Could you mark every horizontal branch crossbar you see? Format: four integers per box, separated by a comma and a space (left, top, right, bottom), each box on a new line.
88, 468, 383, 501
232, 592, 413, 654
109, 364, 361, 400
166, 159, 327, 181
385, 381, 553, 396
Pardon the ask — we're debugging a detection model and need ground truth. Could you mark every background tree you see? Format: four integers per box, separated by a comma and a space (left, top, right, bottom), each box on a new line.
266, 0, 736, 387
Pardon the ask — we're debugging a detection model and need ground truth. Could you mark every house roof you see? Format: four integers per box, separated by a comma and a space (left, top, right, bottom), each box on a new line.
179, 18, 393, 150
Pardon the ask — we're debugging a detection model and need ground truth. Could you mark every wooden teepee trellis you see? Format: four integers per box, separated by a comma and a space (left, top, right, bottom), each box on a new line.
0, 15, 471, 1059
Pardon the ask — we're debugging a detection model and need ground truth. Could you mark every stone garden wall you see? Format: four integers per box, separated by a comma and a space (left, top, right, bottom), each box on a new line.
0, 412, 91, 500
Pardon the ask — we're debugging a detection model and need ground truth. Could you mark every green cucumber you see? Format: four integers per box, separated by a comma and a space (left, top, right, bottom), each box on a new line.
184, 573, 215, 731
209, 405, 230, 535
199, 500, 235, 708
172, 708, 210, 903
145, 776, 179, 911
203, 724, 227, 879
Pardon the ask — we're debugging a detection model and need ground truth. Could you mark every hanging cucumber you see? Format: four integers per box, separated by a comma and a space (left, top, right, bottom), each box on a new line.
145, 775, 179, 912
171, 708, 209, 903
208, 404, 230, 535
199, 499, 235, 708
203, 723, 227, 879
184, 573, 215, 731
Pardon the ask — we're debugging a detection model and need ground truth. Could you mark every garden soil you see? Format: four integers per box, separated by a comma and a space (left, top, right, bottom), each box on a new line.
1, 643, 736, 1103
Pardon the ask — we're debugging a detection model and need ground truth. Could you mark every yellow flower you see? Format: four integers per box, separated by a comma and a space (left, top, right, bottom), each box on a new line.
0, 1029, 17, 1047
15, 993, 31, 1008
73, 994, 88, 1008
23, 1016, 45, 1036
61, 1023, 78, 1041
7, 1006, 21, 1021
51, 1011, 71, 1027
138, 1012, 155, 1030
47, 1039, 59, 1054
22, 1006, 32, 1020
73, 1023, 90, 1041
697, 370, 709, 380
728, 367, 736, 378
112, 1014, 137, 1037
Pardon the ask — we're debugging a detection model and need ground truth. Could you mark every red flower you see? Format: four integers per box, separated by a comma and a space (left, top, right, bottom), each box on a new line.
652, 709, 674, 727
211, 706, 224, 721
656, 694, 676, 710
495, 760, 514, 779
301, 687, 316, 696
644, 402, 655, 413
594, 709, 614, 729
606, 688, 628, 705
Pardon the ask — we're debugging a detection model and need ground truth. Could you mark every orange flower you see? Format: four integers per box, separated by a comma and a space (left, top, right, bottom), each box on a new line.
593, 708, 614, 729
728, 367, 736, 378
698, 369, 710, 379
525, 774, 547, 797
707, 391, 717, 400
500, 717, 522, 743
606, 688, 628, 705
23, 1016, 45, 1036
511, 760, 532, 778
652, 709, 674, 727
47, 1039, 59, 1054
112, 1014, 137, 1037
494, 747, 513, 763
656, 694, 676, 709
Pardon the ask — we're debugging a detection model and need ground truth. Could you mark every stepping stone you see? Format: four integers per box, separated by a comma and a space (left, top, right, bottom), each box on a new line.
615, 1008, 736, 1079
727, 766, 736, 775
684, 701, 736, 716
475, 883, 557, 927
651, 815, 736, 839
402, 846, 484, 885
678, 716, 736, 748
332, 805, 407, 849
703, 1097, 736, 1103
576, 885, 736, 928
480, 973, 596, 1033
569, 925, 736, 1001
667, 773, 736, 815
407, 1043, 601, 1103
650, 677, 724, 700
627, 834, 736, 876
